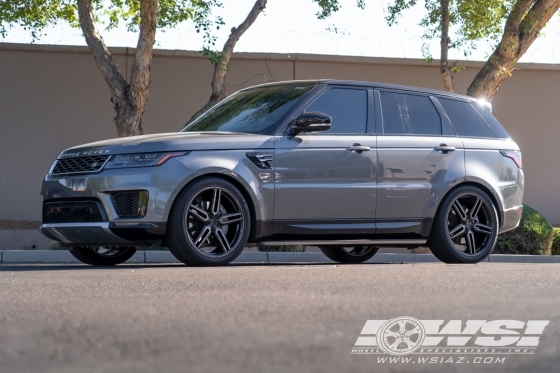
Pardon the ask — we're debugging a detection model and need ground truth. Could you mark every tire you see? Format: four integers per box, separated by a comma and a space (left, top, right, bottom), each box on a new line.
318, 245, 379, 264
166, 177, 251, 266
69, 246, 136, 266
428, 185, 499, 264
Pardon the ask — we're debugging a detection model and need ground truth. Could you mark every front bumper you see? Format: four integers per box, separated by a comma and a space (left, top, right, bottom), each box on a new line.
40, 156, 194, 246
40, 222, 167, 246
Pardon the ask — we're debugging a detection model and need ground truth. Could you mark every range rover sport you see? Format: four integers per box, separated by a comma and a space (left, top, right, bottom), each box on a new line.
40, 80, 524, 266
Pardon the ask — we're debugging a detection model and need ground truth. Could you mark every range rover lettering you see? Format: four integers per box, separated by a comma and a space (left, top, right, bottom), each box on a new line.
40, 80, 524, 266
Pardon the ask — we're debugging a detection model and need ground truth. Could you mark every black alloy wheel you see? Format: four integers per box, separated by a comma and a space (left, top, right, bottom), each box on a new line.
429, 185, 499, 263
167, 177, 251, 266
318, 245, 380, 264
69, 246, 137, 266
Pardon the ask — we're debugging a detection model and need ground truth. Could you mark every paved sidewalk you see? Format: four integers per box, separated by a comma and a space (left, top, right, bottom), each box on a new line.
1, 250, 560, 264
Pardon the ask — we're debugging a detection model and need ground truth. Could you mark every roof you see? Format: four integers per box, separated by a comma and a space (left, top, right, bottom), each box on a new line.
243, 79, 478, 102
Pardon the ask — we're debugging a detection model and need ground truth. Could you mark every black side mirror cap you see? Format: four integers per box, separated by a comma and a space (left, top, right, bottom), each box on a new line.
292, 112, 332, 134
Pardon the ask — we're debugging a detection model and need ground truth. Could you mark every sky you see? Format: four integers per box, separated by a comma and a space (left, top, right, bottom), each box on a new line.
2, 0, 560, 64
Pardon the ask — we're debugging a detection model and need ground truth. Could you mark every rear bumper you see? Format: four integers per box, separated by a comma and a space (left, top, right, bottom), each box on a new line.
40, 222, 165, 246
499, 205, 523, 234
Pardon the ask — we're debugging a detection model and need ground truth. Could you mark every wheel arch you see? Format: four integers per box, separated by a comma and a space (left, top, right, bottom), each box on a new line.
431, 181, 503, 234
165, 171, 261, 241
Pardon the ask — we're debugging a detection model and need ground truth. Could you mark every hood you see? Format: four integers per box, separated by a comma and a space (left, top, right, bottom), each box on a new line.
58, 132, 274, 158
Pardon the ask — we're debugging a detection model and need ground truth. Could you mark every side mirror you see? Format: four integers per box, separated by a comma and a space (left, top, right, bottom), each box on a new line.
291, 112, 332, 134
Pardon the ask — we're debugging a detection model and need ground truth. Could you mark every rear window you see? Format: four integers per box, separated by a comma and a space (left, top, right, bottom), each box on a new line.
379, 91, 442, 135
470, 102, 510, 139
438, 98, 496, 138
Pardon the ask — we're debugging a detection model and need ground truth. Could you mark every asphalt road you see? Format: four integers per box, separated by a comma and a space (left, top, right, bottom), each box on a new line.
0, 262, 559, 373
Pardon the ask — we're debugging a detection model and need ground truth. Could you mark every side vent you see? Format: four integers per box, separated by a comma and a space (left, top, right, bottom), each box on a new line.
246, 152, 273, 169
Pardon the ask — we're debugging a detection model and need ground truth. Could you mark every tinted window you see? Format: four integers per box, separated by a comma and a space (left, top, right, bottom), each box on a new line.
305, 88, 367, 134
379, 92, 441, 135
182, 84, 316, 135
471, 102, 510, 139
438, 98, 496, 138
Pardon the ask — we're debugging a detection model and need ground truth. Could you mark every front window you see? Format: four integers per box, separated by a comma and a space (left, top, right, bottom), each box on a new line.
181, 84, 317, 135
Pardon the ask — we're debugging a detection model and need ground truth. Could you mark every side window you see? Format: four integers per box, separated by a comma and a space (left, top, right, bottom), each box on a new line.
438, 98, 497, 138
305, 88, 367, 134
470, 102, 510, 139
379, 91, 442, 135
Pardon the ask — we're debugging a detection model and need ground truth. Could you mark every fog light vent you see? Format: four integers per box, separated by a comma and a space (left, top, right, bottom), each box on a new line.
111, 191, 148, 218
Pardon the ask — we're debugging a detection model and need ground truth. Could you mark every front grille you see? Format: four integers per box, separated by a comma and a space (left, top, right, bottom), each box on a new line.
43, 201, 104, 224
50, 155, 110, 176
111, 191, 148, 218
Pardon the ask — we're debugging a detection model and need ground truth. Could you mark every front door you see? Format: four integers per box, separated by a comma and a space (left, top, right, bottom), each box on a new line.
273, 87, 377, 236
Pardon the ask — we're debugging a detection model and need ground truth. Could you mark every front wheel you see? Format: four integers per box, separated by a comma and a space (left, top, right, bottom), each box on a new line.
428, 186, 499, 264
166, 177, 251, 266
318, 246, 379, 264
69, 246, 137, 266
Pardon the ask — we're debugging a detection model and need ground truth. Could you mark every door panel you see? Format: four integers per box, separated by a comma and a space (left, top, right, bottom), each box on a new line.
274, 135, 377, 221
376, 136, 465, 222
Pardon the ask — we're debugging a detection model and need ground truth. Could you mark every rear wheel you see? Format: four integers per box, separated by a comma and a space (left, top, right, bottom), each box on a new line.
428, 186, 499, 263
167, 177, 251, 266
69, 246, 136, 266
318, 245, 379, 264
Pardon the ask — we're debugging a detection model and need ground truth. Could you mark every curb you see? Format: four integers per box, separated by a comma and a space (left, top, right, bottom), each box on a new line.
1, 250, 560, 264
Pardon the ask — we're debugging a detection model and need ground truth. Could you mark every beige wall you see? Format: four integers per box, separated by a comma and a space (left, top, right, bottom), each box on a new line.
1, 43, 559, 223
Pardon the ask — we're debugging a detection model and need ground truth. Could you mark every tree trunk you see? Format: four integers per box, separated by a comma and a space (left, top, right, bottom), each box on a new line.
467, 0, 560, 100
439, 0, 454, 92
78, 0, 159, 137
186, 0, 267, 125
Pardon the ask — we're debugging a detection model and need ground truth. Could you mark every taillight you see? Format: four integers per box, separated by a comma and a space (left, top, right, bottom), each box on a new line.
500, 150, 522, 168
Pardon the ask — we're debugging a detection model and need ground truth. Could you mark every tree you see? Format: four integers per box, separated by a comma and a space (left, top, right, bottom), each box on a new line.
386, 1, 560, 100
386, 0, 511, 94
187, 0, 268, 124
468, 0, 560, 99
187, 0, 365, 125
1, 0, 222, 136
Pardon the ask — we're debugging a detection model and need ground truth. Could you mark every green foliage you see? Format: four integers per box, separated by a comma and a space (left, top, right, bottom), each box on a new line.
551, 228, 560, 255
0, 0, 224, 45
202, 46, 227, 66
313, 0, 365, 20
257, 245, 306, 252
385, 0, 512, 59
495, 204, 553, 255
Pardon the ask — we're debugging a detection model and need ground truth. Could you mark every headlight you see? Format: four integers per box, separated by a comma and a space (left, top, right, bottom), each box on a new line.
104, 152, 187, 169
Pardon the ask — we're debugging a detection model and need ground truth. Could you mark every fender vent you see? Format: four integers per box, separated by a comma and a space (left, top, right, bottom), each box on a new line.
246, 152, 273, 169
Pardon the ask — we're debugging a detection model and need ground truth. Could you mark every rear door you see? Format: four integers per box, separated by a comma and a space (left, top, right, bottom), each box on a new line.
375, 89, 465, 235
273, 86, 377, 236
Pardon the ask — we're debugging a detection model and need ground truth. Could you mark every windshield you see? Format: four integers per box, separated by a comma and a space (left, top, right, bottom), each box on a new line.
181, 84, 316, 135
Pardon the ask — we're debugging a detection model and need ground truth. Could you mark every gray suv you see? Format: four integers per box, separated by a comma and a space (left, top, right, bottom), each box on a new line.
40, 80, 524, 266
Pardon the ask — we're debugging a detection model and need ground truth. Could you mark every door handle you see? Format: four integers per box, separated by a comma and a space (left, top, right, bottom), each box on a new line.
434, 144, 456, 153
347, 144, 371, 152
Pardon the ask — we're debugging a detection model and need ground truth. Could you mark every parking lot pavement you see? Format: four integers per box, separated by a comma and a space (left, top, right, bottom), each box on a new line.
0, 263, 559, 373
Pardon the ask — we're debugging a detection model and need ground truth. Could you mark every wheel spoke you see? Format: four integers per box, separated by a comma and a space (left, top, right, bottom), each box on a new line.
189, 205, 209, 222
214, 227, 231, 252
470, 197, 483, 220
473, 223, 493, 235
193, 225, 212, 248
389, 338, 402, 350
405, 327, 421, 336
385, 331, 401, 338
210, 188, 222, 215
401, 337, 414, 349
452, 200, 467, 221
448, 224, 466, 240
398, 320, 407, 333
219, 211, 242, 225
466, 230, 476, 254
